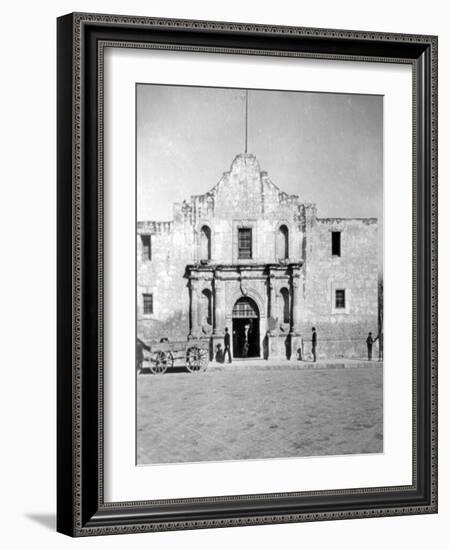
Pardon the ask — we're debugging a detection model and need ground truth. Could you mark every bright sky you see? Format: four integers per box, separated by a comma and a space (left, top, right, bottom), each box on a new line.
137, 84, 383, 223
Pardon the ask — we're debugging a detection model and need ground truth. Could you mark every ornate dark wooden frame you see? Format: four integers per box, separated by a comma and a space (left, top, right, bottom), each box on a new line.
57, 12, 438, 537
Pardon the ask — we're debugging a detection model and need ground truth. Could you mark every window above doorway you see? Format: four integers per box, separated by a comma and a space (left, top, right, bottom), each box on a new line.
238, 228, 252, 259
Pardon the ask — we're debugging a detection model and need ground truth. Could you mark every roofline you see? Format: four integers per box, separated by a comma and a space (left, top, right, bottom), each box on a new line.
316, 217, 378, 222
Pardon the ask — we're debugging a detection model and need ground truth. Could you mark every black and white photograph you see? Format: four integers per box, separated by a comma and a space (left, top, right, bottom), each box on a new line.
0, 0, 443, 544
136, 84, 383, 465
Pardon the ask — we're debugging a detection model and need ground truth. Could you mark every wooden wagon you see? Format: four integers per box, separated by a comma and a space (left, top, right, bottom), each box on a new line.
139, 338, 210, 375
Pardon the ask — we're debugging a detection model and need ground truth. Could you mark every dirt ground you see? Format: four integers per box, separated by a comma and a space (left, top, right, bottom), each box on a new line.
137, 365, 383, 464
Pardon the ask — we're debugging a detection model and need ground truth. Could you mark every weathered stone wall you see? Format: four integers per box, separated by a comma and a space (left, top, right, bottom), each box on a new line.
298, 216, 379, 359
138, 153, 305, 343
137, 153, 379, 359
172, 154, 305, 265
137, 220, 192, 342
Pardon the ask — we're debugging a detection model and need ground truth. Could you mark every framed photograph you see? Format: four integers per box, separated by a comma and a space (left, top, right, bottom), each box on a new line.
57, 12, 438, 536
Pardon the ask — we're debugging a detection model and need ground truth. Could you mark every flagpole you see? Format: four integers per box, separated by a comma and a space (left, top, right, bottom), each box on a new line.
245, 89, 248, 153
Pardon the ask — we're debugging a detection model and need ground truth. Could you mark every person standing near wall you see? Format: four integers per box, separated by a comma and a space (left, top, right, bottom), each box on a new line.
297, 334, 304, 360
366, 332, 374, 361
215, 343, 224, 363
224, 327, 232, 364
311, 327, 317, 362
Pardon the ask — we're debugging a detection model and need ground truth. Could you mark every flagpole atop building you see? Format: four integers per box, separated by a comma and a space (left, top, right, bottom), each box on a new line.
244, 89, 248, 153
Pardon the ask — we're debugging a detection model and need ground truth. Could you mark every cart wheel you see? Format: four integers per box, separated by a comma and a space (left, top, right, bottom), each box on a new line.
186, 346, 209, 373
149, 351, 173, 374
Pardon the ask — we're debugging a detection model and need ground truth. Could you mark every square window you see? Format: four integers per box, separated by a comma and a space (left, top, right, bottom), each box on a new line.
141, 235, 151, 260
335, 289, 345, 309
332, 231, 341, 256
143, 293, 153, 314
238, 228, 252, 259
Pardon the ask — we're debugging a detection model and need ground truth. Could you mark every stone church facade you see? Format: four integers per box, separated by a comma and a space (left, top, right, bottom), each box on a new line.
137, 153, 379, 360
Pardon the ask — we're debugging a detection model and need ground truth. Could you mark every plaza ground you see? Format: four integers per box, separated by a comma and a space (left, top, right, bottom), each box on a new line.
137, 362, 383, 464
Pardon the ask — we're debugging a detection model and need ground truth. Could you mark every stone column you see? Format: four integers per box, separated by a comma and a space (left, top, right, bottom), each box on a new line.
189, 278, 200, 337
197, 283, 203, 330
267, 274, 275, 325
213, 277, 225, 334
291, 274, 301, 334
275, 290, 282, 327
288, 270, 303, 360
270, 285, 284, 360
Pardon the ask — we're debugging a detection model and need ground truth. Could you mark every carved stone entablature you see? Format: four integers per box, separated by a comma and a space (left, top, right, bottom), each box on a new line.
186, 262, 303, 282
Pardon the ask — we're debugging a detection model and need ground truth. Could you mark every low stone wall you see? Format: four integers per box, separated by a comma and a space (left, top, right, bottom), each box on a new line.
208, 359, 383, 371
268, 334, 379, 361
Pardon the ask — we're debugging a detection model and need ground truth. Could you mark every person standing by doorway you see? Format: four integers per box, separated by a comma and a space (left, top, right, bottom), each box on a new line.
224, 327, 232, 364
366, 332, 374, 361
311, 327, 317, 362
296, 334, 304, 361
242, 321, 250, 358
244, 321, 250, 343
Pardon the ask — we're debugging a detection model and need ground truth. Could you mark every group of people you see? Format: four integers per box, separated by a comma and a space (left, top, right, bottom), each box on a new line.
215, 326, 383, 364
137, 326, 383, 371
296, 328, 382, 362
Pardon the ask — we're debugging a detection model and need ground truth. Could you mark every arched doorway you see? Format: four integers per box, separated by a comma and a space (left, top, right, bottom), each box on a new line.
232, 297, 260, 358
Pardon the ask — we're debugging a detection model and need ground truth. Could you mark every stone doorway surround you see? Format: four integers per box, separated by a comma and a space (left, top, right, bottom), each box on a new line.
186, 262, 304, 360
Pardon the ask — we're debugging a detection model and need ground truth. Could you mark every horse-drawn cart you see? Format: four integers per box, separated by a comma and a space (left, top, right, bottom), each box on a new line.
137, 338, 209, 375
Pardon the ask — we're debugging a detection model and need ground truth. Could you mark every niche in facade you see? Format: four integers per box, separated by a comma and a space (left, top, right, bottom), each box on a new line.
201, 288, 212, 326
278, 224, 289, 260
199, 225, 212, 261
280, 287, 290, 324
